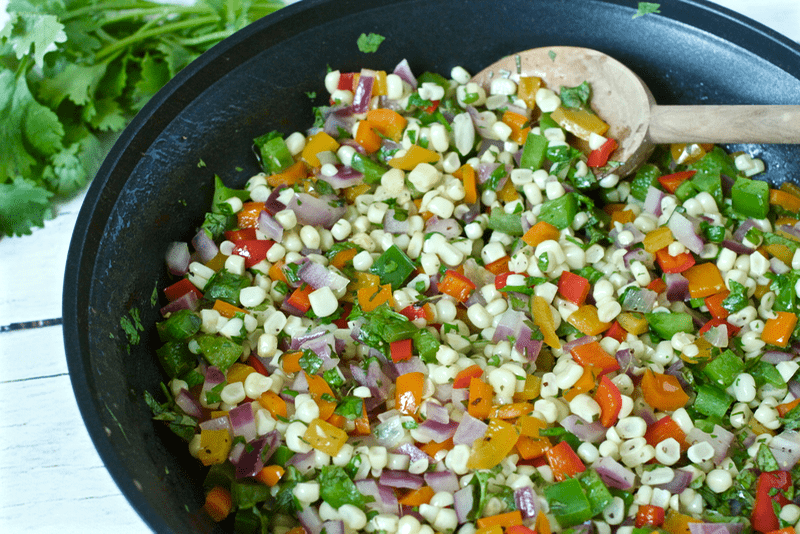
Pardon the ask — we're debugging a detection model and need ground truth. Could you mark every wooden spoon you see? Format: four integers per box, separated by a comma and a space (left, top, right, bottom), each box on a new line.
470, 46, 800, 176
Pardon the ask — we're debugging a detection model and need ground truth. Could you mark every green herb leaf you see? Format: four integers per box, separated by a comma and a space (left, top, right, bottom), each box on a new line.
357, 32, 385, 53
633, 2, 661, 18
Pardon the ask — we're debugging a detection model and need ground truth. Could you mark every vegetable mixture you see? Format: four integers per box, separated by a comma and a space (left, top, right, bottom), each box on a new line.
149, 55, 800, 534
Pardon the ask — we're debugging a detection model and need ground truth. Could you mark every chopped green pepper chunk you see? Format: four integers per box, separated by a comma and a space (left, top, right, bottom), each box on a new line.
544, 478, 593, 527
519, 133, 548, 171
693, 384, 734, 419
196, 334, 243, 371
539, 192, 579, 230
703, 350, 744, 388
351, 152, 388, 184
630, 163, 660, 202
579, 470, 613, 516
370, 244, 416, 290
487, 211, 524, 235
645, 311, 694, 339
156, 341, 196, 379
732, 176, 770, 219
253, 132, 294, 174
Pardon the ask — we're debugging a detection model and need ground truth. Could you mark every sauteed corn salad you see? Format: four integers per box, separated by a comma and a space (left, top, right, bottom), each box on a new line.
148, 57, 800, 534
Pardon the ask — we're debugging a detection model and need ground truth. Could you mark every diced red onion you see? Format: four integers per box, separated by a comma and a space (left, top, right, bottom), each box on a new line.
763, 350, 794, 364
355, 479, 399, 515
229, 402, 257, 443
392, 59, 417, 89
665, 272, 690, 302
175, 388, 203, 418
425, 216, 462, 239
299, 260, 349, 292
160, 290, 200, 316
462, 258, 495, 288
453, 485, 475, 523
516, 323, 543, 361
621, 287, 657, 313
323, 105, 357, 139
165, 241, 191, 276
231, 433, 274, 479
477, 162, 501, 184
643, 186, 664, 216
702, 324, 729, 348
379, 470, 424, 489
623, 248, 654, 269
351, 74, 374, 114
374, 415, 406, 449
321, 520, 344, 534
722, 239, 754, 255
202, 366, 225, 402
298, 505, 324, 534
654, 468, 692, 494
416, 419, 458, 443
424, 402, 450, 424
453, 412, 488, 445
467, 106, 494, 139
772, 257, 791, 274
593, 456, 635, 489
191, 230, 219, 263
424, 471, 460, 493
686, 424, 734, 465
320, 164, 364, 189
257, 210, 283, 242
393, 443, 433, 464
492, 309, 526, 343
733, 218, 758, 241
264, 185, 287, 215
286, 193, 346, 229
199, 414, 230, 433
291, 371, 310, 394
394, 357, 427, 376
769, 430, 800, 470
561, 414, 607, 443
514, 486, 539, 519
433, 382, 453, 404
286, 450, 317, 475
616, 348, 633, 373
689, 523, 743, 534
667, 211, 704, 254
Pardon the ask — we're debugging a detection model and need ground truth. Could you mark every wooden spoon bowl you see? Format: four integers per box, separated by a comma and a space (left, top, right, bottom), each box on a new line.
470, 46, 800, 176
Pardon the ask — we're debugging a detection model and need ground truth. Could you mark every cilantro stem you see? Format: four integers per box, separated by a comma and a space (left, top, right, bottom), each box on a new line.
60, 2, 206, 22
95, 15, 219, 61
177, 29, 235, 47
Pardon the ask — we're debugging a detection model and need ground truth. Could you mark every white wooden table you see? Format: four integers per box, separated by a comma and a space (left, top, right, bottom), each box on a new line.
1, 1, 798, 532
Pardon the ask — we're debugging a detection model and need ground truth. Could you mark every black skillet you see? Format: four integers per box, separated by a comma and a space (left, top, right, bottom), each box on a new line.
63, 0, 800, 532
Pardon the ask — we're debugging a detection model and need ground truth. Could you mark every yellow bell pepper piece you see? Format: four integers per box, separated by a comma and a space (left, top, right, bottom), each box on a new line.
226, 362, 256, 384
302, 131, 340, 167
303, 418, 349, 457
467, 418, 520, 470
550, 106, 609, 140
197, 429, 232, 466
387, 144, 440, 170
532, 296, 561, 349
517, 76, 542, 110
567, 304, 611, 336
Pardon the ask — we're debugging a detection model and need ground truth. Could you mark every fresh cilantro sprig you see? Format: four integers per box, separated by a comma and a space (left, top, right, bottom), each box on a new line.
0, 0, 285, 237
357, 32, 385, 53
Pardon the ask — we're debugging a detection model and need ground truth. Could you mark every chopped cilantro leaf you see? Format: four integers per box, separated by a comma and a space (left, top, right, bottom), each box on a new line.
357, 33, 385, 53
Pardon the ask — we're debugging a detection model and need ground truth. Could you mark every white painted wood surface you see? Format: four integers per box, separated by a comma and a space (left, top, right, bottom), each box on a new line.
0, 1, 797, 532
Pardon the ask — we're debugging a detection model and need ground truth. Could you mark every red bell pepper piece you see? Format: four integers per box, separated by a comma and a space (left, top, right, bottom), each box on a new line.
419, 100, 440, 114
545, 441, 585, 481
635, 505, 665, 528
453, 364, 484, 389
644, 415, 687, 450
570, 341, 621, 375
164, 277, 203, 302
604, 321, 627, 342
699, 317, 741, 336
557, 271, 591, 306
595, 375, 622, 428
704, 290, 731, 319
224, 228, 257, 241
400, 303, 433, 322
247, 354, 270, 376
647, 277, 667, 293
495, 272, 514, 291
390, 338, 414, 363
438, 269, 476, 303
231, 239, 274, 269
656, 248, 696, 273
752, 471, 793, 533
286, 283, 314, 313
587, 138, 618, 167
337, 72, 356, 91
657, 170, 697, 194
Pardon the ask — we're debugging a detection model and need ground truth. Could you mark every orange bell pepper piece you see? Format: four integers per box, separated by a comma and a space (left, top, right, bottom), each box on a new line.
641, 369, 690, 411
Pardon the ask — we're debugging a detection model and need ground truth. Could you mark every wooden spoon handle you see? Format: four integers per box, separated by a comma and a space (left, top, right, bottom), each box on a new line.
648, 105, 800, 144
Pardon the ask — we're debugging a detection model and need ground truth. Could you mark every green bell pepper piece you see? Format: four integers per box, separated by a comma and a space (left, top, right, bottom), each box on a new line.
544, 478, 593, 527
519, 133, 548, 171
630, 163, 660, 202
539, 112, 560, 132
157, 309, 201, 342
370, 244, 416, 290
579, 469, 613, 516
645, 311, 694, 339
156, 341, 196, 379
732, 177, 770, 219
487, 211, 524, 235
351, 152, 388, 184
674, 179, 698, 202
693, 384, 734, 419
254, 132, 294, 174
703, 350, 744, 388
539, 192, 579, 230
196, 334, 243, 371
232, 480, 272, 509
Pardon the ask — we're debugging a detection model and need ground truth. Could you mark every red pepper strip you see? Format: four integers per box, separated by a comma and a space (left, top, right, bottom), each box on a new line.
657, 170, 697, 194
587, 138, 618, 167
604, 321, 627, 342
337, 72, 355, 91
164, 277, 203, 302
453, 364, 484, 389
647, 277, 667, 293
224, 227, 257, 241
287, 283, 314, 313
635, 505, 665, 528
231, 239, 275, 269
656, 248, 696, 273
505, 526, 536, 534
247, 354, 270, 376
644, 415, 687, 450
438, 269, 476, 302
495, 272, 514, 291
400, 303, 433, 322
420, 99, 440, 114
752, 471, 793, 533
557, 271, 591, 306
699, 317, 741, 336
545, 441, 586, 481
595, 375, 622, 428
390, 338, 414, 363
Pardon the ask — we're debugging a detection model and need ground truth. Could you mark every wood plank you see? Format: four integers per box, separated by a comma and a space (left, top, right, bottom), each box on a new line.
0, 326, 68, 382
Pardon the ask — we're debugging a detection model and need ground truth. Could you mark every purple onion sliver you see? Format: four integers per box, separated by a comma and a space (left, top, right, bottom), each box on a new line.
379, 470, 424, 489
165, 241, 191, 276
514, 486, 539, 519
191, 230, 219, 263
424, 471, 460, 494
160, 290, 199, 316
